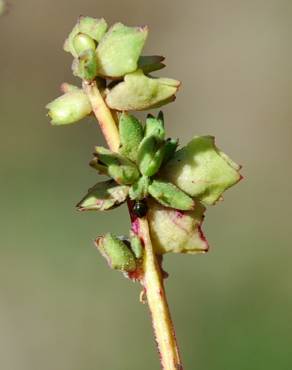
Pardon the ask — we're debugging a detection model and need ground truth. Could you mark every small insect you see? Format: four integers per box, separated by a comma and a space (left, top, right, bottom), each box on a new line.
133, 200, 148, 218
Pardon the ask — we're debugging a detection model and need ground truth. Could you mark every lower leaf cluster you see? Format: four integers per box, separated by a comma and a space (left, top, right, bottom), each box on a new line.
76, 112, 241, 275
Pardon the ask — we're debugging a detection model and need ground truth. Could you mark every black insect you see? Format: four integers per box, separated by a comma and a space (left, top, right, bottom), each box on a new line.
133, 200, 148, 218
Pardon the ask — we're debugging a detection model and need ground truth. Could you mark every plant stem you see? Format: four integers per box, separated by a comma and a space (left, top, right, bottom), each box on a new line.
83, 80, 120, 152
139, 218, 183, 370
83, 79, 183, 370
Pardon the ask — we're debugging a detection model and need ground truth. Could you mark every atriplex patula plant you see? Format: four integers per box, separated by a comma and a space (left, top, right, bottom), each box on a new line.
46, 16, 241, 370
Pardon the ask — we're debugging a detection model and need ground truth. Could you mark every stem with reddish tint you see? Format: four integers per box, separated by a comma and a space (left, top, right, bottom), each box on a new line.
83, 80, 183, 370
139, 217, 183, 370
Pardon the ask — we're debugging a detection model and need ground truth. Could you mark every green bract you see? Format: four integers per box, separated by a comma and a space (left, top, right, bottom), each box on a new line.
145, 113, 165, 141
72, 49, 97, 80
77, 180, 129, 211
46, 89, 92, 125
130, 232, 144, 259
129, 176, 150, 200
105, 70, 180, 111
137, 135, 159, 176
64, 16, 108, 57
92, 146, 140, 185
160, 136, 241, 205
161, 138, 179, 165
73, 33, 96, 56
119, 113, 144, 162
96, 233, 136, 272
148, 180, 195, 211
96, 23, 148, 78
77, 110, 187, 212
137, 137, 174, 177
147, 199, 208, 254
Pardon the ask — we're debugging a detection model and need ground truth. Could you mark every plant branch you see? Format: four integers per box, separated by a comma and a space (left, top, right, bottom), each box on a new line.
83, 79, 183, 370
139, 217, 183, 370
83, 80, 120, 152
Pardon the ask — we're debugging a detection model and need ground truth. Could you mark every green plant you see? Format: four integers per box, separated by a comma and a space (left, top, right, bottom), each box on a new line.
0, 0, 6, 15
46, 16, 241, 370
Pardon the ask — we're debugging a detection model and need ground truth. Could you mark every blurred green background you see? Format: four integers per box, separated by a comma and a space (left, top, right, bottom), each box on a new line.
1, 1, 291, 369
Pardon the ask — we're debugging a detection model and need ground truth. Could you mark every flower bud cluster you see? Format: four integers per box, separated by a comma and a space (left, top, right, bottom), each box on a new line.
47, 17, 180, 126
76, 111, 241, 272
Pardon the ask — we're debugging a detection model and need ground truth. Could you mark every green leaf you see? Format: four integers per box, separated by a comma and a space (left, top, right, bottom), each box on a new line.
137, 135, 175, 177
138, 55, 165, 74
129, 176, 150, 200
64, 16, 107, 57
72, 49, 97, 80
89, 159, 109, 176
78, 17, 108, 42
148, 180, 195, 211
160, 136, 241, 205
46, 89, 92, 125
95, 233, 137, 272
161, 138, 179, 165
96, 23, 148, 78
137, 135, 158, 176
92, 146, 140, 185
147, 96, 177, 110
148, 199, 208, 254
119, 113, 144, 162
73, 33, 96, 56
76, 180, 129, 211
144, 112, 165, 141
130, 232, 143, 259
105, 70, 180, 111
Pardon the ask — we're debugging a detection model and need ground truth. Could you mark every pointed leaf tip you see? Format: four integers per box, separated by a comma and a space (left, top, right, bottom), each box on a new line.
138, 55, 166, 74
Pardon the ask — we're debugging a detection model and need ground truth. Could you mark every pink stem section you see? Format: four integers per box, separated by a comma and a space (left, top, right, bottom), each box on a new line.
84, 80, 183, 370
